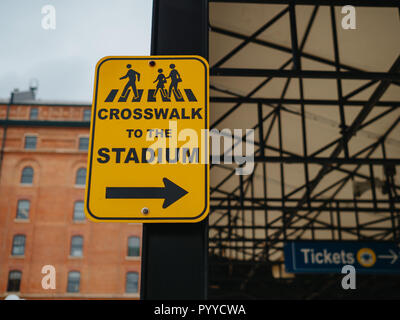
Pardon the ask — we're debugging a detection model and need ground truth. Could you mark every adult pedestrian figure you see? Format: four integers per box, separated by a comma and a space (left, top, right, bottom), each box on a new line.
120, 64, 141, 99
153, 68, 167, 98
166, 64, 182, 99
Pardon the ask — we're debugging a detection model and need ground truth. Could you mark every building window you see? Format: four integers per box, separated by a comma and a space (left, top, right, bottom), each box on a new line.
83, 109, 91, 121
29, 108, 38, 120
7, 270, 22, 292
12, 235, 26, 256
24, 136, 37, 150
126, 272, 138, 293
21, 167, 34, 184
75, 168, 86, 186
73, 201, 85, 221
70, 236, 83, 257
16, 200, 30, 220
67, 271, 80, 293
127, 237, 140, 257
78, 137, 89, 151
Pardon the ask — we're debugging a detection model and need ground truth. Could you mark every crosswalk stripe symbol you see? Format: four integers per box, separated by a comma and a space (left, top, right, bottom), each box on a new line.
184, 89, 197, 102
148, 89, 171, 102
104, 88, 197, 103
105, 89, 118, 102
118, 90, 130, 102
132, 89, 144, 102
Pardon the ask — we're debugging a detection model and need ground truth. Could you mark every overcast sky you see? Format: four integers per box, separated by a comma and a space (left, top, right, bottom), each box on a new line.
0, 0, 152, 102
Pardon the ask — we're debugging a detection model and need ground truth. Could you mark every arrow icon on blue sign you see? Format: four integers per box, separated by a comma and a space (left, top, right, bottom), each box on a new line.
378, 249, 399, 264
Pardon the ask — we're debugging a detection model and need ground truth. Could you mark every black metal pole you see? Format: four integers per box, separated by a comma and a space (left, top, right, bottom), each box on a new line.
140, 0, 208, 300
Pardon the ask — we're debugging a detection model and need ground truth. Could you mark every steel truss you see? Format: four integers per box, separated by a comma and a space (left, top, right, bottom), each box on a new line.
208, 0, 400, 298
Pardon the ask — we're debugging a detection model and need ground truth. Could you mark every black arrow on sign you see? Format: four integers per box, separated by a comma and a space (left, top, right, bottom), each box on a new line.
105, 178, 188, 209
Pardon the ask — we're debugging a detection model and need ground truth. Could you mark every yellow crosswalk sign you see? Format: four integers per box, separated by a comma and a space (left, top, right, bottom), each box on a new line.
85, 56, 209, 223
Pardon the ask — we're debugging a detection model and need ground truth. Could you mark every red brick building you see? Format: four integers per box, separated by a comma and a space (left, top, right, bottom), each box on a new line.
0, 89, 142, 299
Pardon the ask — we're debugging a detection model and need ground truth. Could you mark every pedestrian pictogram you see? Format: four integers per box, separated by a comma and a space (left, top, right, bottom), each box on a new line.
85, 56, 209, 223
153, 68, 168, 100
119, 64, 141, 99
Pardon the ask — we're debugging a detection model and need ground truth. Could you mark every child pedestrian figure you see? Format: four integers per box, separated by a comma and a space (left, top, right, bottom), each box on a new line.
153, 68, 167, 98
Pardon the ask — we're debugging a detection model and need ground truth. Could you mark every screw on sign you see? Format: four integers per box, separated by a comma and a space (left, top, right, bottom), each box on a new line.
85, 56, 209, 223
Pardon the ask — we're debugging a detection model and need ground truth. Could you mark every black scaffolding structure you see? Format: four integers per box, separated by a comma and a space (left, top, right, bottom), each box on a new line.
207, 0, 400, 298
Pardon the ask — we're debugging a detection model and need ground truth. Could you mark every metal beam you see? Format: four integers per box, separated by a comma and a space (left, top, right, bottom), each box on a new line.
210, 96, 400, 107
211, 68, 400, 81
210, 205, 398, 213
235, 156, 400, 165
209, 0, 399, 7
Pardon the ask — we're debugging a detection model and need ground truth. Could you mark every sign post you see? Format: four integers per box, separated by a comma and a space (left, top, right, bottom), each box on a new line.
139, 0, 209, 299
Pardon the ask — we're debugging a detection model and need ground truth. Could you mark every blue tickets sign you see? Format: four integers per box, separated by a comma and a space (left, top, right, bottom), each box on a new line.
284, 241, 400, 273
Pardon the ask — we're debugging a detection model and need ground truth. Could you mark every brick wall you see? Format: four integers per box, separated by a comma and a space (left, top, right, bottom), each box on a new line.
0, 104, 142, 300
